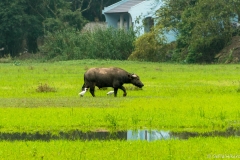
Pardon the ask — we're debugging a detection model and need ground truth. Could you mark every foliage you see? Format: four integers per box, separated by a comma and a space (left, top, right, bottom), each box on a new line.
156, 0, 240, 63
180, 0, 234, 63
40, 27, 136, 60
0, 0, 41, 56
0, 0, 129, 58
0, 54, 12, 63
0, 60, 240, 133
0, 0, 88, 57
81, 0, 119, 21
1, 138, 240, 159
43, 6, 88, 32
129, 26, 175, 62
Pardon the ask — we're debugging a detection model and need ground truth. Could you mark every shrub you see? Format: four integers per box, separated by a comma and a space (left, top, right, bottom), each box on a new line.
128, 31, 175, 62
40, 27, 136, 60
0, 54, 12, 63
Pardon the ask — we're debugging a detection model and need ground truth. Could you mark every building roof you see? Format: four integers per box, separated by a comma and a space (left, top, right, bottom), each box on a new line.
105, 0, 144, 13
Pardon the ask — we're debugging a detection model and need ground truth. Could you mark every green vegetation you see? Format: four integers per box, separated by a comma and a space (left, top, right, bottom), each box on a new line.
0, 0, 119, 56
2, 0, 240, 63
0, 0, 88, 55
0, 60, 240, 133
41, 27, 135, 61
0, 137, 240, 159
0, 60, 240, 159
2, 0, 240, 157
128, 29, 175, 62
153, 0, 240, 63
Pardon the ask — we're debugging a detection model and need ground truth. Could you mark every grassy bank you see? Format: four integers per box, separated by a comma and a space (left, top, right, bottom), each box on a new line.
0, 60, 240, 133
0, 137, 240, 159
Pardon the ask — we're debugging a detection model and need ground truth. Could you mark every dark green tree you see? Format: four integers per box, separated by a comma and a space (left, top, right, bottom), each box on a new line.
156, 0, 239, 63
81, 0, 119, 21
0, 0, 88, 57
0, 0, 38, 56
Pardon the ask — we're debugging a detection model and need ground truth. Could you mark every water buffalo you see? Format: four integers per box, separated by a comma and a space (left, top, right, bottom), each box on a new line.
81, 67, 144, 97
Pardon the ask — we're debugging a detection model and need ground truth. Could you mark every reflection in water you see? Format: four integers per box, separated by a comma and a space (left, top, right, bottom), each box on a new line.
127, 130, 171, 141
0, 127, 239, 141
0, 130, 171, 141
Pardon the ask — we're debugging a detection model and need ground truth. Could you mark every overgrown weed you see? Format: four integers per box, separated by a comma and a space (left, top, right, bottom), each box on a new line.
0, 54, 12, 63
36, 83, 57, 93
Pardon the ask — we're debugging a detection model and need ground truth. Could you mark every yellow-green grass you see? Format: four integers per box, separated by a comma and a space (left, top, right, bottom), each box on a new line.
0, 60, 240, 133
0, 137, 240, 159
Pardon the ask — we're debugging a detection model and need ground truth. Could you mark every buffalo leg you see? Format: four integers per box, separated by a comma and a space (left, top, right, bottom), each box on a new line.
119, 86, 127, 97
90, 86, 95, 97
114, 88, 118, 97
81, 83, 86, 91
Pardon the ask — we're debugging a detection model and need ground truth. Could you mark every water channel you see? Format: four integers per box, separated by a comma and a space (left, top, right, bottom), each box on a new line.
1, 127, 239, 141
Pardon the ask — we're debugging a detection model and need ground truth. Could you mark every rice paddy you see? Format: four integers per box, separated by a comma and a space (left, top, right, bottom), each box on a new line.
0, 60, 240, 159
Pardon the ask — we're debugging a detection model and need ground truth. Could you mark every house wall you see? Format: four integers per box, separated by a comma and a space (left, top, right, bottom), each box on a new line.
104, 13, 119, 28
105, 13, 131, 30
164, 30, 176, 43
129, 1, 154, 36
103, 0, 177, 43
128, 0, 176, 42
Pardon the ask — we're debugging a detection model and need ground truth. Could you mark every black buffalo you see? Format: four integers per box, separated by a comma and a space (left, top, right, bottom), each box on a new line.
81, 67, 144, 97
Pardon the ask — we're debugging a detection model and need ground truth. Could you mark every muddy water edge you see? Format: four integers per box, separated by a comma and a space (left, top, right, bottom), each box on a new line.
1, 127, 239, 141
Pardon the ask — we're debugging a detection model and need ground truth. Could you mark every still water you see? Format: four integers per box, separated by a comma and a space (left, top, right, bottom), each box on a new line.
127, 130, 171, 141
0, 128, 239, 141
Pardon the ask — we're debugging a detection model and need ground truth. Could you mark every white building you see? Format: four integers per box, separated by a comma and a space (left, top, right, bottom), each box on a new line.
102, 0, 176, 42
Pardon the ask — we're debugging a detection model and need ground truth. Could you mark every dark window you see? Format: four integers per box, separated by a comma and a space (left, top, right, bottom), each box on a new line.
144, 17, 154, 33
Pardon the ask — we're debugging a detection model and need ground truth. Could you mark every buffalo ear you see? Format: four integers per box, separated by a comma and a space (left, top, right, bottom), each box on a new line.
132, 74, 137, 78
128, 73, 137, 79
128, 74, 132, 79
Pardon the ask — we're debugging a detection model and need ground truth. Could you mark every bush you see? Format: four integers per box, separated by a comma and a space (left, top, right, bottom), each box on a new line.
128, 31, 175, 62
40, 27, 136, 60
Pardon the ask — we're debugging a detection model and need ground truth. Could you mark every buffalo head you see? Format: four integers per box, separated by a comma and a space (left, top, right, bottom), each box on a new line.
129, 74, 144, 88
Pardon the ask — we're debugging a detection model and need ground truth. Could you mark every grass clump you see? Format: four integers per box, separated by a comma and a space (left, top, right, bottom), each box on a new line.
36, 83, 57, 93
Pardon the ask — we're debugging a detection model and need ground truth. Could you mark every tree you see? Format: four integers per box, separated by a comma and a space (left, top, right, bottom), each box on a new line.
0, 0, 89, 57
28, 0, 89, 32
128, 24, 172, 62
81, 0, 119, 21
156, 0, 238, 63
0, 0, 38, 56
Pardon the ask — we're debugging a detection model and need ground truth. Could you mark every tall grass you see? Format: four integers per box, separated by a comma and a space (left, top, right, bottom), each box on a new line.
40, 28, 135, 60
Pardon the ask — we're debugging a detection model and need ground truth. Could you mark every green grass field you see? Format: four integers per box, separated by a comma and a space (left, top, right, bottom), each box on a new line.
0, 60, 240, 159
1, 137, 240, 159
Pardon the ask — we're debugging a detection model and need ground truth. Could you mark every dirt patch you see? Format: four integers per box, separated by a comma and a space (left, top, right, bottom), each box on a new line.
0, 130, 127, 141
215, 36, 240, 63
